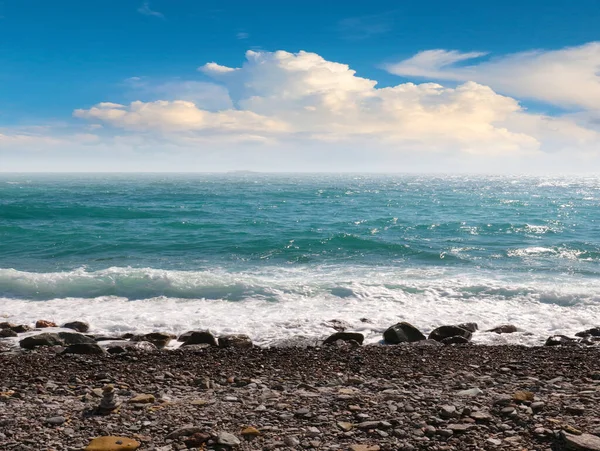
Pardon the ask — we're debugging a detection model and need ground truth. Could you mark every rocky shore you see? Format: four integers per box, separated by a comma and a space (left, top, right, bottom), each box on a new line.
1, 320, 600, 450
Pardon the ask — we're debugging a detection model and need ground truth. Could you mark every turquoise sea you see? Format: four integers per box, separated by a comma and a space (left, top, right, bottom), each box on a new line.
1, 173, 599, 345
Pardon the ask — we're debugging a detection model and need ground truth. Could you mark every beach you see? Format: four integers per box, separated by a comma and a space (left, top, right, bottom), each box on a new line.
1, 322, 600, 450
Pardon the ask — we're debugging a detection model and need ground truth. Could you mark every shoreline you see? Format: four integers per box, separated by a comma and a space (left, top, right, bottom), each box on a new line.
1, 345, 600, 450
2, 320, 600, 450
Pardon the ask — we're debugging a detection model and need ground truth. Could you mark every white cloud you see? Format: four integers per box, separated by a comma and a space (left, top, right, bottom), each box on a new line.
137, 2, 164, 19
385, 43, 600, 110
75, 49, 600, 157
236, 32, 249, 40
5, 49, 599, 172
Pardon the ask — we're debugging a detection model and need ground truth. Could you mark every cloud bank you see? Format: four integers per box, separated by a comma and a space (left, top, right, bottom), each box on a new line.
2, 48, 600, 172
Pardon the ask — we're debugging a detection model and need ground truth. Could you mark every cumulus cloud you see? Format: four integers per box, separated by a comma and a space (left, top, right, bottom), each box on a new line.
385, 42, 600, 110
72, 49, 600, 158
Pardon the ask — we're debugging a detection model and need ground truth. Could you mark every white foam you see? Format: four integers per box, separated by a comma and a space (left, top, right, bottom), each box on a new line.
1, 265, 599, 347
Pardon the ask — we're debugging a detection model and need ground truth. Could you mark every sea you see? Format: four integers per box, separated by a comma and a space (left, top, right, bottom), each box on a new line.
1, 173, 599, 346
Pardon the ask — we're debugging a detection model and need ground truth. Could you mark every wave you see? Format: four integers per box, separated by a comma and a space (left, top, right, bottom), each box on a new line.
0, 265, 599, 347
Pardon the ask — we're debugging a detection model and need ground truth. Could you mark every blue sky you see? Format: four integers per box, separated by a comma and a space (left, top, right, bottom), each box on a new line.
1, 0, 600, 172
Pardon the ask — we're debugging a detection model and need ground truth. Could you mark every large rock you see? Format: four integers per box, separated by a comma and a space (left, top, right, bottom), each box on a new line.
218, 334, 253, 349
576, 327, 600, 338
457, 323, 478, 333
62, 343, 105, 355
323, 332, 364, 346
11, 324, 32, 333
0, 322, 15, 329
105, 341, 158, 354
181, 330, 218, 347
0, 329, 17, 338
58, 332, 96, 345
84, 436, 140, 451
131, 332, 172, 349
20, 333, 63, 349
428, 325, 472, 342
35, 320, 57, 328
561, 431, 600, 450
383, 322, 426, 344
487, 324, 518, 334
545, 335, 579, 346
62, 321, 90, 333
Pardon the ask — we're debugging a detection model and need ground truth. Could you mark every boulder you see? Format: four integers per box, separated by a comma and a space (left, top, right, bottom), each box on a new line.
181, 330, 218, 347
0, 329, 17, 338
62, 321, 90, 333
218, 334, 253, 349
323, 332, 364, 346
105, 341, 158, 354
441, 336, 471, 345
35, 320, 57, 328
131, 332, 172, 349
428, 325, 472, 342
58, 332, 96, 345
575, 327, 600, 338
545, 335, 579, 346
487, 324, 518, 334
0, 322, 15, 329
457, 322, 479, 333
383, 322, 426, 344
62, 343, 105, 355
11, 324, 32, 333
20, 333, 63, 349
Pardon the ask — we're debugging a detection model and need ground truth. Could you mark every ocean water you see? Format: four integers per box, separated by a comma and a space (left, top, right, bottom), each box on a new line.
1, 173, 599, 346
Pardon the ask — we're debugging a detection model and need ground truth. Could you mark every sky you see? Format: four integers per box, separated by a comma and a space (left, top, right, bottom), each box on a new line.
1, 0, 600, 172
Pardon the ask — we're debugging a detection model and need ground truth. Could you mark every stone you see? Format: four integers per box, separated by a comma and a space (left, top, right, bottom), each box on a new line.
545, 335, 578, 346
575, 327, 600, 338
284, 436, 300, 447
441, 335, 471, 345
513, 390, 534, 402
349, 446, 380, 451
36, 319, 57, 328
63, 343, 105, 355
383, 322, 426, 344
0, 329, 17, 338
166, 426, 204, 439
184, 433, 211, 448
428, 325, 472, 342
457, 322, 479, 332
566, 405, 586, 415
106, 341, 157, 354
129, 394, 155, 404
457, 387, 483, 397
241, 427, 260, 438
323, 332, 364, 346
470, 410, 492, 421
439, 405, 457, 418
447, 424, 474, 433
531, 401, 545, 411
218, 334, 253, 349
217, 431, 241, 447
0, 322, 14, 329
20, 333, 63, 349
62, 321, 90, 333
98, 384, 120, 413
180, 330, 218, 347
84, 436, 140, 451
131, 332, 172, 349
11, 324, 32, 333
562, 432, 600, 450
45, 416, 66, 425
58, 332, 96, 345
338, 422, 354, 432
487, 324, 518, 334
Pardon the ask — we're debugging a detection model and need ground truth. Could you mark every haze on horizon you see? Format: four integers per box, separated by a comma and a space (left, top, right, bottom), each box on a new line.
1, 0, 600, 173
